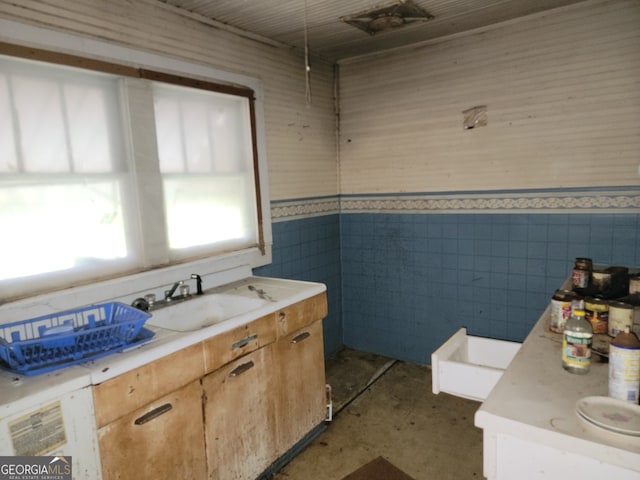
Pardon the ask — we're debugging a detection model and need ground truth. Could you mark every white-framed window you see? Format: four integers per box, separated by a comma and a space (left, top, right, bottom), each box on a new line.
153, 82, 258, 255
0, 39, 270, 304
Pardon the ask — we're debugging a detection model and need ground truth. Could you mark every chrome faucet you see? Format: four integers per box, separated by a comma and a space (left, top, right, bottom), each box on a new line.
131, 274, 204, 312
190, 273, 203, 295
164, 281, 184, 302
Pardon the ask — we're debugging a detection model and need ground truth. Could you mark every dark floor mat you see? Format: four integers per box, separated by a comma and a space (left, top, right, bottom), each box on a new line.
341, 457, 415, 480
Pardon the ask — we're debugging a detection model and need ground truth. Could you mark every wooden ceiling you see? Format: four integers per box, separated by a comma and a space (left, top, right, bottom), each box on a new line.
157, 0, 587, 60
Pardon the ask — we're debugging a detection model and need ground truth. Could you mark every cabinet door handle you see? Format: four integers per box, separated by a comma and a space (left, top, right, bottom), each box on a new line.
231, 334, 258, 350
291, 332, 311, 344
134, 403, 172, 425
229, 361, 254, 377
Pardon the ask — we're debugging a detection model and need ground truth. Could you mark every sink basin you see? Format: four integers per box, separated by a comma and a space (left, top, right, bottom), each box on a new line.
146, 293, 268, 332
141, 276, 325, 333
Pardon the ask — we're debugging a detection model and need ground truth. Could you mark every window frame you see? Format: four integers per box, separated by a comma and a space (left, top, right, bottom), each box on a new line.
0, 20, 272, 319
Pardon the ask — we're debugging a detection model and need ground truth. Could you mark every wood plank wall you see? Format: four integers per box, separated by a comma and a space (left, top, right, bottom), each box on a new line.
0, 0, 338, 201
2, 0, 638, 201
338, 0, 640, 194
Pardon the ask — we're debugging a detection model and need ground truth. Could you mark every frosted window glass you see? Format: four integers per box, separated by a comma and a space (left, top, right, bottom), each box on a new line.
0, 181, 128, 281
0, 74, 18, 171
0, 56, 132, 286
0, 51, 265, 300
1, 58, 124, 174
153, 84, 258, 251
163, 176, 255, 249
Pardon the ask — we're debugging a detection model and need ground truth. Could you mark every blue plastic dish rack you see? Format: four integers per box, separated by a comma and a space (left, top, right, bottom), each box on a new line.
0, 302, 153, 376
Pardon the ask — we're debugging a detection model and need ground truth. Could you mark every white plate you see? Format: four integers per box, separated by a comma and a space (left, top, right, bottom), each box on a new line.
576, 396, 640, 436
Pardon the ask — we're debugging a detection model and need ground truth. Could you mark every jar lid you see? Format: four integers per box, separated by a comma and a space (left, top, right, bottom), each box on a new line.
575, 257, 592, 263
584, 297, 607, 305
553, 289, 577, 300
609, 301, 633, 310
611, 327, 640, 349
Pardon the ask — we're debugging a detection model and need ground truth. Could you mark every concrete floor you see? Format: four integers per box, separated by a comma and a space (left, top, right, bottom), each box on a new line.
273, 349, 484, 480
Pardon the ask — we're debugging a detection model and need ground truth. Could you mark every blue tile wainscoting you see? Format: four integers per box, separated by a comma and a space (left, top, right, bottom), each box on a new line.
256, 188, 640, 364
253, 197, 343, 357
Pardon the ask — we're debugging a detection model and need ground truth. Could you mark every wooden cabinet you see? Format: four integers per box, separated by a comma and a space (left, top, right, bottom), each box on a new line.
97, 380, 207, 480
202, 344, 277, 480
201, 293, 328, 479
275, 292, 327, 338
202, 312, 276, 374
93, 342, 205, 428
93, 343, 207, 480
274, 319, 326, 456
93, 290, 328, 480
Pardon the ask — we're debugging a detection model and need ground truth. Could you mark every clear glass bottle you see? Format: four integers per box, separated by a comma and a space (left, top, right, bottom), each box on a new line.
562, 309, 593, 374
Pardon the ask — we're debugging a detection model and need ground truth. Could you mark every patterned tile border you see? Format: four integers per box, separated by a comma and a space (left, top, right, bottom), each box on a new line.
271, 196, 340, 222
271, 189, 640, 221
342, 190, 640, 214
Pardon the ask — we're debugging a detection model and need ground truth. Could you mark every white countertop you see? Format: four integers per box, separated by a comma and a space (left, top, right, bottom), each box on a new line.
475, 303, 640, 471
84, 275, 326, 383
0, 275, 326, 416
0, 365, 93, 419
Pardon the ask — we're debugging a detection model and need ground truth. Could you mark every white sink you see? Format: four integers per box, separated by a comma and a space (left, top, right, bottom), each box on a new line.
146, 293, 268, 332
142, 276, 325, 333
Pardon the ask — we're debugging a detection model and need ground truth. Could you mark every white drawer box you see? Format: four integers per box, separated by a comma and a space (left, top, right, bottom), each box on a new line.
432, 328, 521, 402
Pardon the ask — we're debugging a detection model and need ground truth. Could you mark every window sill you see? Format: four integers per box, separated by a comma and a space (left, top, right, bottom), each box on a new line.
0, 244, 272, 325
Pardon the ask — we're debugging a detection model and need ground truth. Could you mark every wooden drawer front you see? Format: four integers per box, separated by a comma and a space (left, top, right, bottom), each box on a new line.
203, 314, 276, 374
276, 292, 328, 338
98, 380, 207, 480
93, 342, 204, 428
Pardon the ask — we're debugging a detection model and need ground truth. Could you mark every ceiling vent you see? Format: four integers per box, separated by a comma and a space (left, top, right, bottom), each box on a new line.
340, 0, 434, 36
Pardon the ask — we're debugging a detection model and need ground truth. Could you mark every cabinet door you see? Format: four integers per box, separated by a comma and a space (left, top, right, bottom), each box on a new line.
274, 319, 326, 456
202, 344, 277, 480
97, 380, 207, 480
